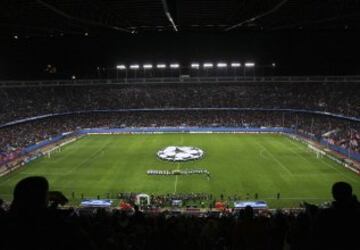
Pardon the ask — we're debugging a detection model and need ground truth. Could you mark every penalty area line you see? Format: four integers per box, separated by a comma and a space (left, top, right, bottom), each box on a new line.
255, 141, 293, 175
287, 138, 358, 183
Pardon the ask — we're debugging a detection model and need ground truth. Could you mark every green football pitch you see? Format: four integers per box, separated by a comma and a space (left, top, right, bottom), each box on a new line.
1, 133, 359, 208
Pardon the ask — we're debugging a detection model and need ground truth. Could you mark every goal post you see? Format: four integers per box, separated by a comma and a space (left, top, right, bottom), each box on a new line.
44, 145, 61, 159
307, 144, 326, 158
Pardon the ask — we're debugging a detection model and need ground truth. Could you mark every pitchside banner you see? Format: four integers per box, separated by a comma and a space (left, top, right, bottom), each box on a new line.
234, 201, 268, 209
81, 126, 294, 134
80, 199, 113, 207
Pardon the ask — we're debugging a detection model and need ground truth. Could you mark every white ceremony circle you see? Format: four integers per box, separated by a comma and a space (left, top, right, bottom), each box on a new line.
157, 146, 204, 162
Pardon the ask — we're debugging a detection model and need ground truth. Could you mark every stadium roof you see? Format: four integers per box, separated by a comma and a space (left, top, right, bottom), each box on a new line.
1, 0, 359, 38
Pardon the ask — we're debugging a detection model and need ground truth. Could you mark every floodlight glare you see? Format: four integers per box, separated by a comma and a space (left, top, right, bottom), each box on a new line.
156, 64, 166, 69
231, 63, 241, 67
245, 62, 255, 67
217, 63, 228, 68
170, 63, 180, 68
191, 63, 200, 69
143, 64, 153, 69
130, 64, 140, 69
203, 63, 213, 68
116, 65, 126, 70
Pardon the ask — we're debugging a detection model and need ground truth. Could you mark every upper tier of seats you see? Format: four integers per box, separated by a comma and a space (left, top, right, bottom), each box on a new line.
1, 82, 359, 124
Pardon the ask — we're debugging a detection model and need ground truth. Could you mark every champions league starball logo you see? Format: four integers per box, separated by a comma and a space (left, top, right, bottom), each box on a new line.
157, 146, 204, 162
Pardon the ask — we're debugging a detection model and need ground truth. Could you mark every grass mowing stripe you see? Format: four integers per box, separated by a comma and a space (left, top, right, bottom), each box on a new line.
174, 175, 178, 194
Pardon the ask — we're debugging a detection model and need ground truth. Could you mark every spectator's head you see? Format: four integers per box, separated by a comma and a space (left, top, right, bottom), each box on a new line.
10, 176, 49, 215
244, 205, 254, 220
332, 181, 352, 203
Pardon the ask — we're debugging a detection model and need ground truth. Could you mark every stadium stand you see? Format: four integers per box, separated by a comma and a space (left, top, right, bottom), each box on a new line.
0, 81, 359, 163
1, 1, 360, 249
0, 82, 359, 124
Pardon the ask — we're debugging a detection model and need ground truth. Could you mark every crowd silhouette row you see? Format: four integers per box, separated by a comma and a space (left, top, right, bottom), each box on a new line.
0, 177, 359, 250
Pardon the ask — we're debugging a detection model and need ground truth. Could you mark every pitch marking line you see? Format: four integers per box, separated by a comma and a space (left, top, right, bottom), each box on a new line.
286, 138, 358, 183
259, 149, 270, 160
282, 140, 315, 168
255, 141, 293, 175
63, 139, 111, 177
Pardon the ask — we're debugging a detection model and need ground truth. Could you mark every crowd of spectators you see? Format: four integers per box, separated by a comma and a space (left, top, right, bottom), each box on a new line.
1, 176, 359, 250
0, 111, 359, 164
0, 81, 359, 163
118, 192, 210, 208
0, 82, 359, 125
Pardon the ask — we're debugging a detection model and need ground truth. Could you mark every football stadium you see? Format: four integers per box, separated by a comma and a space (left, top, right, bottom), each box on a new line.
0, 1, 360, 249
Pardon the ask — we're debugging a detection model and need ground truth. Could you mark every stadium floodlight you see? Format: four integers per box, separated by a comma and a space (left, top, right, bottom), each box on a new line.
231, 62, 241, 67
116, 65, 126, 70
170, 63, 180, 69
191, 63, 200, 69
130, 64, 140, 69
156, 64, 167, 69
143, 64, 153, 69
203, 63, 214, 68
245, 62, 255, 67
217, 63, 228, 68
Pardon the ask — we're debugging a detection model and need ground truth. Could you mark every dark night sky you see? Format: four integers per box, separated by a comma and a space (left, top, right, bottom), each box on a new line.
0, 31, 359, 80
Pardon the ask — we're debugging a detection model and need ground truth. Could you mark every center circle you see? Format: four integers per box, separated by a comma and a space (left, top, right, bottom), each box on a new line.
157, 146, 204, 162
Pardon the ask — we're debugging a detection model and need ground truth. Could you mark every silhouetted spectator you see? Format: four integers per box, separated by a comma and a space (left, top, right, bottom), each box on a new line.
314, 182, 360, 250
331, 181, 359, 209
10, 176, 49, 216
132, 204, 145, 223
0, 198, 6, 217
1, 176, 97, 250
